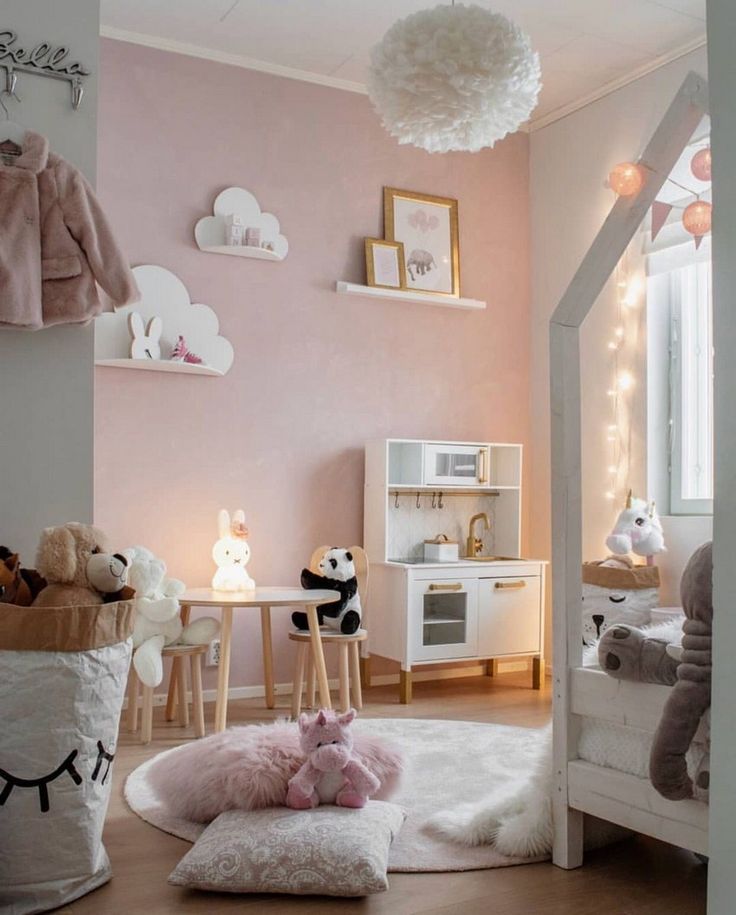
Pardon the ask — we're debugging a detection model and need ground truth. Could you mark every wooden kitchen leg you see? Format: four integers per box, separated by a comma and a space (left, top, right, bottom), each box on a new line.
260, 605, 275, 709
399, 668, 412, 704
306, 604, 332, 710
485, 659, 498, 677
532, 656, 545, 690
359, 654, 371, 689
214, 606, 233, 732
166, 603, 191, 720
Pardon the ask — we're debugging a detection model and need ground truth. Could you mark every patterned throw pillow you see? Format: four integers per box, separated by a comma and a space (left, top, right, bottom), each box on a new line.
168, 802, 406, 896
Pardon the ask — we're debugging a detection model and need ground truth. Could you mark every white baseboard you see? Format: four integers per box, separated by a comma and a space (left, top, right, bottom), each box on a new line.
124, 659, 532, 709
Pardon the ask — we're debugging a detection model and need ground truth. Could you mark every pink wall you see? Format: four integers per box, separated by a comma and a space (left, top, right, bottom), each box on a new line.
95, 39, 531, 691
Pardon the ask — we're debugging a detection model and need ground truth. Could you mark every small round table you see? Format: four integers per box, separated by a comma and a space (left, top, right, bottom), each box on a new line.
169, 587, 340, 732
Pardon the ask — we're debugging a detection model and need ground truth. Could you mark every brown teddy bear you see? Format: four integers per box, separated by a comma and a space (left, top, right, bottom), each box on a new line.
649, 541, 712, 801
32, 523, 132, 608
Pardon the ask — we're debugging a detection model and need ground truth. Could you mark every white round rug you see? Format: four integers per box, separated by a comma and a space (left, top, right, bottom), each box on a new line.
125, 718, 547, 872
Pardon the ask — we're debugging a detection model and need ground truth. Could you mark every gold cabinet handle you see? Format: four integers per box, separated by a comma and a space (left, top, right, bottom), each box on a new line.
494, 580, 526, 590
478, 448, 488, 484
428, 582, 463, 592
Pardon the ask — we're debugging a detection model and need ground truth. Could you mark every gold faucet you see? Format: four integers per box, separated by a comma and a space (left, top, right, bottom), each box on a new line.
466, 512, 490, 558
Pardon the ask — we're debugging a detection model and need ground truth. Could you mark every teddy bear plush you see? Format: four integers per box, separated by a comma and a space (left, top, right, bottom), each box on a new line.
649, 541, 712, 801
32, 523, 131, 608
128, 545, 220, 688
286, 709, 381, 810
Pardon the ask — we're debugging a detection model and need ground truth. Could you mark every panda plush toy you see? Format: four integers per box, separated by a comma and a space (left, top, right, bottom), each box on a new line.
293, 547, 362, 635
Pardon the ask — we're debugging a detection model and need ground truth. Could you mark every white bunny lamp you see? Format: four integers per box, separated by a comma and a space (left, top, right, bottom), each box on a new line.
129, 311, 162, 360
212, 508, 256, 591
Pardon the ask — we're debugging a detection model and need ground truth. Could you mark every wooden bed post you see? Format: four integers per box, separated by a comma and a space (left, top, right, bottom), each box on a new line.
550, 321, 585, 869
548, 71, 710, 871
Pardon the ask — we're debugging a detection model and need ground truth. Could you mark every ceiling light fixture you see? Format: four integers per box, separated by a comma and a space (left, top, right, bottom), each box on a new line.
367, 3, 541, 154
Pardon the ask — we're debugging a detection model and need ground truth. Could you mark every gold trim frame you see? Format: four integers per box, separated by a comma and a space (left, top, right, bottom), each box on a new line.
383, 187, 460, 297
365, 237, 406, 290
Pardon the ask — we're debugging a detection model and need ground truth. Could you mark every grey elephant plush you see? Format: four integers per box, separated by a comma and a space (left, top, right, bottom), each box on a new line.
649, 541, 712, 801
598, 622, 680, 686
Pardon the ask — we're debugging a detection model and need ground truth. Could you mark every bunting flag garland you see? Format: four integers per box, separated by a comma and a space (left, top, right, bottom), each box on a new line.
651, 200, 673, 242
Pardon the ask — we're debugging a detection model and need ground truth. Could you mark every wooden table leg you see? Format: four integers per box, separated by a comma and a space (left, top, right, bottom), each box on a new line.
291, 643, 308, 720
177, 656, 189, 728
485, 659, 498, 677
260, 605, 275, 709
166, 603, 191, 721
214, 606, 233, 732
399, 668, 412, 704
306, 603, 331, 710
141, 685, 154, 745
532, 656, 545, 690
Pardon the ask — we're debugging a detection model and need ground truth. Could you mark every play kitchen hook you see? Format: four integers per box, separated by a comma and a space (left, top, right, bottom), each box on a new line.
438, 491, 444, 509
394, 491, 400, 509
431, 492, 437, 509
416, 491, 421, 509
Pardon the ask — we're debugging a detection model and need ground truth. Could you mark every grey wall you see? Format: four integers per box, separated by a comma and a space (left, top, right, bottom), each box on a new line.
0, 0, 99, 558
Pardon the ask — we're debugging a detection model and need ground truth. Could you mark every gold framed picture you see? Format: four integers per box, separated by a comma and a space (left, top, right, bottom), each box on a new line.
364, 237, 407, 290
383, 187, 460, 297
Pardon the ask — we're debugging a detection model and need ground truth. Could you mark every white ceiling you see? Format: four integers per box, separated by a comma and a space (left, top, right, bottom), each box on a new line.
100, 0, 706, 128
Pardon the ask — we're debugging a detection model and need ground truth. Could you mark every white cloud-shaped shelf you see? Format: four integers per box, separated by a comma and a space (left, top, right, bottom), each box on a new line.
95, 265, 234, 376
195, 187, 288, 261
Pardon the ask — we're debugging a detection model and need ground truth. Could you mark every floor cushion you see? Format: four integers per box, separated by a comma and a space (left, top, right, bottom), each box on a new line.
168, 801, 406, 896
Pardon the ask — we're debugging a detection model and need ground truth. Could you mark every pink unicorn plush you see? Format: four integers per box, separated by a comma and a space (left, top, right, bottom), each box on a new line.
286, 709, 380, 810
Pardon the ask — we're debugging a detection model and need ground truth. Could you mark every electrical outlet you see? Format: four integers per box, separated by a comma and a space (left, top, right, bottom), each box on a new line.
206, 638, 221, 667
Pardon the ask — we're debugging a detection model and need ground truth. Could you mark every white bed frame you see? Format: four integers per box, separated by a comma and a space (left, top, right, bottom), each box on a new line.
550, 71, 711, 868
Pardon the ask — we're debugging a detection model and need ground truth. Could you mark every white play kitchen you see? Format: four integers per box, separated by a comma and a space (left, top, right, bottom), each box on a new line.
364, 439, 545, 702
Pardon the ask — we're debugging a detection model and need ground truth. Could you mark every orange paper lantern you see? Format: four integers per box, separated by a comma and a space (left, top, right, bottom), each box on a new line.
682, 200, 712, 237
691, 147, 712, 182
608, 162, 644, 197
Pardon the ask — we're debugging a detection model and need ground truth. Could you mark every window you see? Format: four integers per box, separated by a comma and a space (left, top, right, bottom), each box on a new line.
647, 258, 713, 516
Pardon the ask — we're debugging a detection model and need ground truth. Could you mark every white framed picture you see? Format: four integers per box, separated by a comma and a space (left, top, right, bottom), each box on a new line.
364, 238, 406, 290
384, 187, 460, 297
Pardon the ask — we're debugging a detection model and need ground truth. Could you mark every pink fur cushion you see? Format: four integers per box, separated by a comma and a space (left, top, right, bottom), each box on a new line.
147, 721, 403, 823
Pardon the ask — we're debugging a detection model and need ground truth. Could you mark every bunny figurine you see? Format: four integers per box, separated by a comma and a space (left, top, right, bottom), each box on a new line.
129, 311, 163, 360
212, 508, 256, 591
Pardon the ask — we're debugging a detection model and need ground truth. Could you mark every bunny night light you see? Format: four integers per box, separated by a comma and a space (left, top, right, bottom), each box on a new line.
212, 509, 255, 591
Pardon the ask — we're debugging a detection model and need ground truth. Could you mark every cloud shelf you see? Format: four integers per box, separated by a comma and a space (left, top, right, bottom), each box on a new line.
195, 187, 288, 261
95, 265, 234, 376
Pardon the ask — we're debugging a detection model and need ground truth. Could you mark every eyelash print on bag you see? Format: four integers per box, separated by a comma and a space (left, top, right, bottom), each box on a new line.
0, 749, 82, 813
91, 741, 115, 785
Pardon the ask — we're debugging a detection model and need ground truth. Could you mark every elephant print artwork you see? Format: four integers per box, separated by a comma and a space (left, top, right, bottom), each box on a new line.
384, 188, 460, 296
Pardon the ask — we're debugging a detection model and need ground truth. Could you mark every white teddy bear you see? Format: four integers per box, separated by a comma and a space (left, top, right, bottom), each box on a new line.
128, 545, 220, 687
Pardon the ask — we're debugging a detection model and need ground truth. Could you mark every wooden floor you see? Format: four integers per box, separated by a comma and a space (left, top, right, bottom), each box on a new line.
60, 672, 707, 915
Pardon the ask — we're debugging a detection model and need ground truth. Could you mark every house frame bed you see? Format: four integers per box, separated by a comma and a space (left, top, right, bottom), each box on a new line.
550, 71, 711, 869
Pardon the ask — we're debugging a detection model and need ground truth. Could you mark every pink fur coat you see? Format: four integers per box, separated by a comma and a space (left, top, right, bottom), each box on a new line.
0, 130, 139, 330
148, 719, 403, 823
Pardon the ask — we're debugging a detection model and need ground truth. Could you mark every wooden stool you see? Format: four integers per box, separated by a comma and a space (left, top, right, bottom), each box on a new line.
127, 644, 207, 744
289, 629, 367, 718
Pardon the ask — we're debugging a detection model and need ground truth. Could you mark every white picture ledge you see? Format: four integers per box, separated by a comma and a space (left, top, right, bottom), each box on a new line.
195, 187, 288, 260
336, 281, 486, 311
95, 265, 234, 376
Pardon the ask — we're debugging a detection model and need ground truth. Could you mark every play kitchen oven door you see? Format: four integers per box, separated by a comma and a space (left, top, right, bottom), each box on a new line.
410, 578, 479, 661
423, 443, 489, 486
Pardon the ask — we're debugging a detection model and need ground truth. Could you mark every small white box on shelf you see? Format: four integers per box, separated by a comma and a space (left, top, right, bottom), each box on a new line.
423, 534, 459, 562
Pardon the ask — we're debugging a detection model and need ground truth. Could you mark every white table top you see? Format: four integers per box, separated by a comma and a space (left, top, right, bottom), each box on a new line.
179, 587, 340, 607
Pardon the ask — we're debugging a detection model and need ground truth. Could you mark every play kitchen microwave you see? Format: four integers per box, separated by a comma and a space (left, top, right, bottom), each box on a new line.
424, 443, 489, 486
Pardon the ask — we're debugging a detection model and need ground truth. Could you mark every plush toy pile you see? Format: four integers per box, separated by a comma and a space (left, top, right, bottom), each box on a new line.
294, 547, 362, 635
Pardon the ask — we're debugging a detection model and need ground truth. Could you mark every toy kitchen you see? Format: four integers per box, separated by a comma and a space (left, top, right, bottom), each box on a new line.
364, 439, 545, 702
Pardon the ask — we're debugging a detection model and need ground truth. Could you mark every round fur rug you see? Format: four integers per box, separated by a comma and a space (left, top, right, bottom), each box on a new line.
125, 718, 548, 872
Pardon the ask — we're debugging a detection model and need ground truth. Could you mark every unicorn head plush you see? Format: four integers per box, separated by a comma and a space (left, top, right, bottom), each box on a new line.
606, 490, 665, 564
